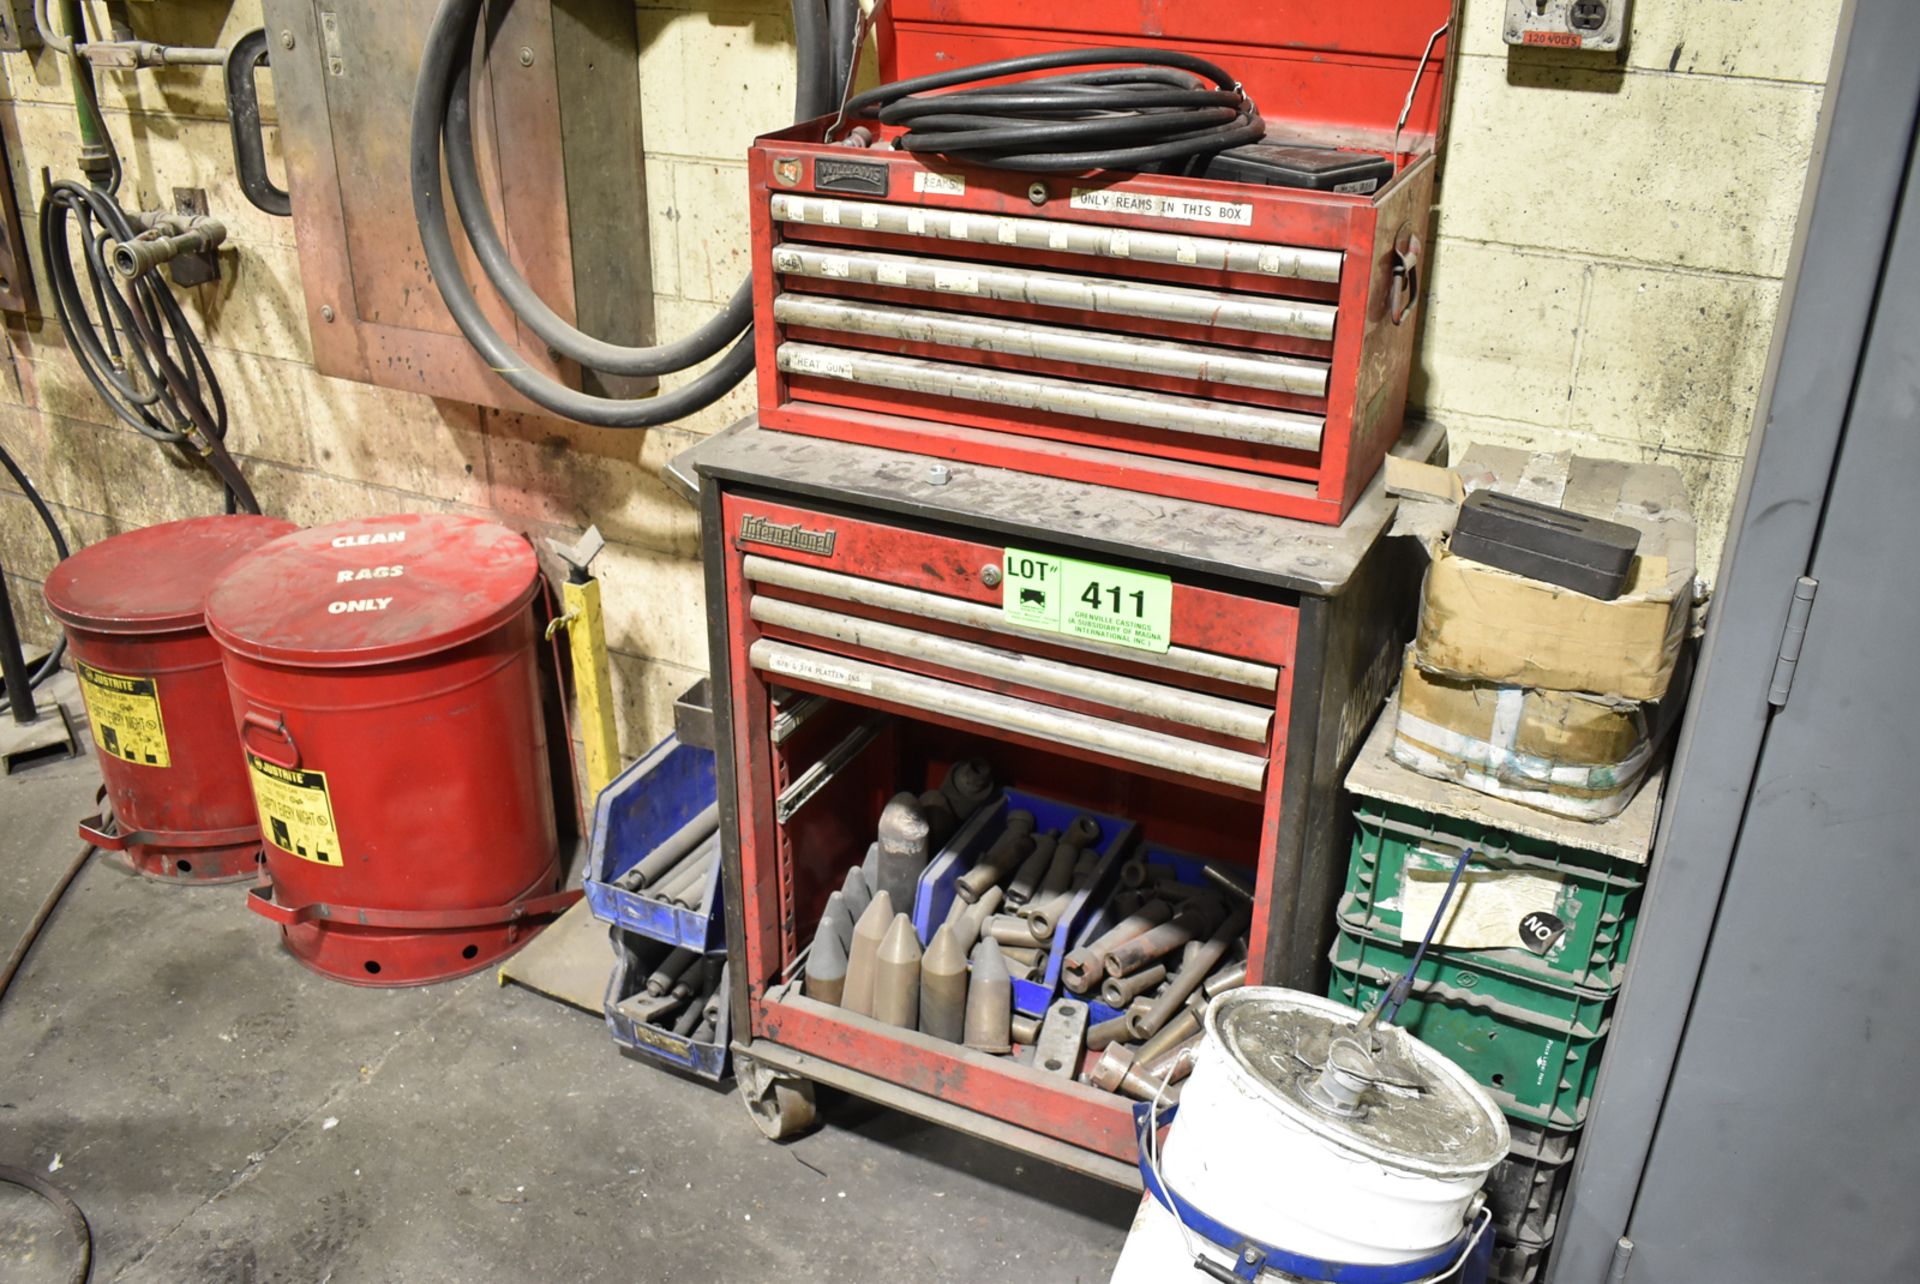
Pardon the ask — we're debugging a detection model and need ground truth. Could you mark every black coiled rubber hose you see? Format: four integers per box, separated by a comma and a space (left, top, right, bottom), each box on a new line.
844, 47, 1265, 173
411, 0, 835, 427
38, 180, 259, 514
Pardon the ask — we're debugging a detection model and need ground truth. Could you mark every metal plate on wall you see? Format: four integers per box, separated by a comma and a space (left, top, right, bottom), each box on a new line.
0, 111, 35, 312
262, 0, 655, 410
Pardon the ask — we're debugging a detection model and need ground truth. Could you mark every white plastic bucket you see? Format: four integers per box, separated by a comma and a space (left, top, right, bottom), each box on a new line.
1112, 988, 1508, 1282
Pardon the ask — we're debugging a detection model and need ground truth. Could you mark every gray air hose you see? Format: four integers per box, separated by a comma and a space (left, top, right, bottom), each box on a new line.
411, 0, 835, 427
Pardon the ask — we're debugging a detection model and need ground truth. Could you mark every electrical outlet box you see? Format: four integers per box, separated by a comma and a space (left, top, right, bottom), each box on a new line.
1504, 0, 1629, 53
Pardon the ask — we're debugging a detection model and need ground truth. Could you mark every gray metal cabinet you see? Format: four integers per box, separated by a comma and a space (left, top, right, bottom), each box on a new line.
1551, 3, 1920, 1279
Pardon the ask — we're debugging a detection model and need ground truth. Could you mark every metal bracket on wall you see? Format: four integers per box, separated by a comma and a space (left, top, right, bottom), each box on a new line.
121, 188, 226, 289
0, 107, 34, 311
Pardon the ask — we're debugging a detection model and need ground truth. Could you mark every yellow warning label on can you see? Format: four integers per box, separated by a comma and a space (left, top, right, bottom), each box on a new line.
75, 659, 171, 767
247, 753, 344, 866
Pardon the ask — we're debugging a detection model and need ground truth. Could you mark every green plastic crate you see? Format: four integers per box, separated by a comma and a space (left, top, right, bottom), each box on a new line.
1340, 801, 1643, 993
1328, 927, 1610, 1131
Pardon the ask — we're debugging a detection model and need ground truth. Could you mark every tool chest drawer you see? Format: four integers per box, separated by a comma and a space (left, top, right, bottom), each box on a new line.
724, 495, 1295, 791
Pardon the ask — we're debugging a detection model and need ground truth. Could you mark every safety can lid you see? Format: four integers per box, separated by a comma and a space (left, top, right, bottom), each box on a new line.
204, 514, 541, 666
1208, 987, 1510, 1179
43, 515, 299, 634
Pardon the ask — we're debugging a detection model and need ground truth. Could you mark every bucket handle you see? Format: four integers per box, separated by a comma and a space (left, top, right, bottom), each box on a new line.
241, 709, 300, 769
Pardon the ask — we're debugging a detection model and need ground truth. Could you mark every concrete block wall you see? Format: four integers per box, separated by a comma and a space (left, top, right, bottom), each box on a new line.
1417, 0, 1840, 570
0, 0, 1844, 764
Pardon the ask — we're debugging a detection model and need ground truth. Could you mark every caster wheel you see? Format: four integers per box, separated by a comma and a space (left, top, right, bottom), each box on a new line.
737, 1052, 819, 1141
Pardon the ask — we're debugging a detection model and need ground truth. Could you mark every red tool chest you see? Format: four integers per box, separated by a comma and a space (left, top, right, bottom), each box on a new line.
679, 421, 1433, 1179
748, 1, 1454, 524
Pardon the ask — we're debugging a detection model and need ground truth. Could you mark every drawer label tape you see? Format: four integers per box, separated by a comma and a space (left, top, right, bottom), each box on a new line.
1070, 189, 1253, 227
766, 651, 873, 691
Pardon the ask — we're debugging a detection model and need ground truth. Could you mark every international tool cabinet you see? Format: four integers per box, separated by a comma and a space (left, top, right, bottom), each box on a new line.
673, 418, 1435, 1183
748, 1, 1455, 524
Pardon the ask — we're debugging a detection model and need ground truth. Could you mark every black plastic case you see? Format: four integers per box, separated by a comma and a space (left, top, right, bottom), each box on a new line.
1450, 490, 1641, 601
1199, 142, 1396, 194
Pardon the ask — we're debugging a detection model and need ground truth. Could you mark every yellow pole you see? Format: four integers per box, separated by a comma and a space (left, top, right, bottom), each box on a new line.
560, 576, 621, 800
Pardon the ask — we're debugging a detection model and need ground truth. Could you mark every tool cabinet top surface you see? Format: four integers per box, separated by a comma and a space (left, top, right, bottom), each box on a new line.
674, 419, 1445, 597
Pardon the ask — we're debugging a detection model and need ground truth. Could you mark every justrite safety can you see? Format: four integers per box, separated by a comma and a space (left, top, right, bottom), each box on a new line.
43, 515, 298, 882
203, 514, 576, 985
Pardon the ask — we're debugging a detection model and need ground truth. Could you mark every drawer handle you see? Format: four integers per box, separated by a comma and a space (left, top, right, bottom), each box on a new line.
1391, 227, 1422, 326
769, 245, 1337, 343
750, 640, 1267, 793
770, 193, 1345, 284
743, 554, 1281, 693
771, 295, 1332, 399
777, 343, 1325, 452
751, 594, 1272, 744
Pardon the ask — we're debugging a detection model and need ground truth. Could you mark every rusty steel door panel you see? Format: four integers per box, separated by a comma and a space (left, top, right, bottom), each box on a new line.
262, 0, 654, 409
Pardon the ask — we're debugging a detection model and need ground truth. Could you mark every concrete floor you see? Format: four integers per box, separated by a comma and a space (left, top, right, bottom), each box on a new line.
1, 739, 1135, 1283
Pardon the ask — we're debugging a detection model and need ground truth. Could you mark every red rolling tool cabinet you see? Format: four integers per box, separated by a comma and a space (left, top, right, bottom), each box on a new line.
749, 1, 1455, 524
672, 418, 1437, 1182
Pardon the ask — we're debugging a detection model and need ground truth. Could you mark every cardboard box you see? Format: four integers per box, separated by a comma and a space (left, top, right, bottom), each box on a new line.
1390, 649, 1663, 820
1393, 447, 1696, 701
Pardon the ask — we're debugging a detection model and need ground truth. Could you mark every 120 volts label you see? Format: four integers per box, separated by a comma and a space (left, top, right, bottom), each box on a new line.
248, 753, 343, 866
75, 659, 170, 767
1001, 548, 1173, 653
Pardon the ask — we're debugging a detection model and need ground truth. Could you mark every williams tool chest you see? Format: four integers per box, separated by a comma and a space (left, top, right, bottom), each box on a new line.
748, 1, 1454, 524
671, 418, 1436, 1181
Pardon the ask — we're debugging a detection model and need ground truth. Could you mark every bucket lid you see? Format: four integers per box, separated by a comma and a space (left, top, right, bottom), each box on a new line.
204, 514, 540, 667
43, 515, 299, 634
1206, 987, 1509, 1179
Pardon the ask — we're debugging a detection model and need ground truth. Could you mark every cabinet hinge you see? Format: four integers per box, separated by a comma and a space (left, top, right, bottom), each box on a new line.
1608, 1235, 1636, 1282
1767, 577, 1819, 708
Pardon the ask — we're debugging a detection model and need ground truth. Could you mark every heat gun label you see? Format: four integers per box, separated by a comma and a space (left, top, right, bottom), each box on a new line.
75, 660, 170, 767
248, 754, 344, 867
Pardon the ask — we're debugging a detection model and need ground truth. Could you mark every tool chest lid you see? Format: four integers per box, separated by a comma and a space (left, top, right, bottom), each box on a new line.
205, 513, 540, 667
43, 515, 299, 634
879, 0, 1457, 153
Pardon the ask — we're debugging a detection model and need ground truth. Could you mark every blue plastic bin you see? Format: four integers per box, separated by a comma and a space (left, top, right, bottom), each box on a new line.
583, 733, 724, 953
603, 928, 730, 1081
1076, 845, 1244, 1027
911, 789, 1138, 1016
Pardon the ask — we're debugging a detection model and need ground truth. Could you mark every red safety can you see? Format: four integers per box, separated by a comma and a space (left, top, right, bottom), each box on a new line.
43, 515, 298, 882
204, 513, 574, 986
